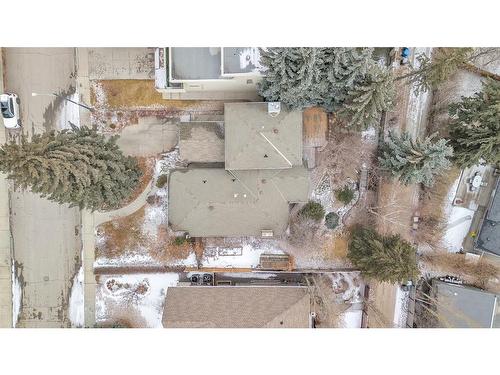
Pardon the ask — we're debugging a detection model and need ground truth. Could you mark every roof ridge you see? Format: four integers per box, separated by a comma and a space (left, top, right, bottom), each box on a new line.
262, 291, 310, 328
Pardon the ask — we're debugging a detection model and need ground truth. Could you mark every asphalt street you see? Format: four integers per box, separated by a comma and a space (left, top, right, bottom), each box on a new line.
4, 48, 82, 327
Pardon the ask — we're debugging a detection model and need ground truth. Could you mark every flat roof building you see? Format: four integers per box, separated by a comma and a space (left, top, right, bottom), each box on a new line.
432, 280, 499, 328
476, 178, 500, 256
155, 47, 263, 100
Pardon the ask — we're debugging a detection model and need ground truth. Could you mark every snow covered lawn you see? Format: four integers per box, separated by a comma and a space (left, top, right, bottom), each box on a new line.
328, 272, 365, 304
11, 263, 22, 328
96, 273, 179, 328
200, 239, 284, 269
68, 266, 84, 328
341, 309, 363, 328
393, 286, 410, 328
442, 177, 474, 252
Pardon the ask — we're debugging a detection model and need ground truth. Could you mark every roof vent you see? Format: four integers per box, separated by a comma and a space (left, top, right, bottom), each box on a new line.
268, 102, 281, 117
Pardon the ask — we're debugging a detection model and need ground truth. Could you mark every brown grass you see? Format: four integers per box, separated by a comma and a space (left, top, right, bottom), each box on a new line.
416, 167, 461, 248
90, 79, 206, 109
97, 206, 148, 258
322, 233, 349, 261
374, 177, 415, 240
422, 251, 499, 291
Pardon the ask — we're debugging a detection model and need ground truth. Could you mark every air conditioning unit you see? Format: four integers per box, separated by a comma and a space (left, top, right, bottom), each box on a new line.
267, 102, 281, 117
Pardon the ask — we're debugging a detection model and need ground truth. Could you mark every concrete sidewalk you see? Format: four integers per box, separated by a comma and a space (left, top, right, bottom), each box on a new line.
0, 47, 13, 328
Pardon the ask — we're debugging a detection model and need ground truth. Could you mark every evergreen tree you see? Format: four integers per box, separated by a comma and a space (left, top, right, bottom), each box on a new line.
339, 65, 395, 129
258, 47, 394, 126
448, 79, 500, 167
348, 226, 419, 283
0, 125, 141, 211
402, 48, 500, 93
258, 48, 330, 110
379, 131, 453, 187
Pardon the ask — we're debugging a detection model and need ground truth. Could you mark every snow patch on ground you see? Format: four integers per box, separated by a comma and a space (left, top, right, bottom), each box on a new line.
393, 286, 410, 328
328, 272, 365, 304
442, 176, 474, 252
201, 239, 284, 269
68, 266, 84, 328
341, 309, 363, 328
11, 263, 21, 327
96, 273, 179, 328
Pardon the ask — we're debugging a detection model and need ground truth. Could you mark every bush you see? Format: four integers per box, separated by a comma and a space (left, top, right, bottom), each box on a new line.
299, 201, 325, 222
325, 212, 339, 229
156, 174, 168, 188
173, 236, 187, 246
335, 186, 355, 205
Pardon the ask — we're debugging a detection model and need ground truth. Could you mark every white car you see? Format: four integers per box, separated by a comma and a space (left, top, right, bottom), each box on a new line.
0, 93, 21, 129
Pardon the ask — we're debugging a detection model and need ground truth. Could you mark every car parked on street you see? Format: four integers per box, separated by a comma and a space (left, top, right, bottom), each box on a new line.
0, 92, 21, 129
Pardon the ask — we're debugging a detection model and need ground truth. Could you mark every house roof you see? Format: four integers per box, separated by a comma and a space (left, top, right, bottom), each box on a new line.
179, 122, 225, 164
477, 178, 500, 256
168, 166, 309, 237
224, 102, 303, 170
170, 47, 263, 81
432, 280, 498, 328
162, 286, 311, 328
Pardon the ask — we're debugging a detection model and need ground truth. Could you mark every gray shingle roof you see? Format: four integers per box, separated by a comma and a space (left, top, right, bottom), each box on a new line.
224, 102, 303, 170
179, 122, 225, 164
477, 178, 500, 256
162, 286, 311, 328
168, 167, 309, 237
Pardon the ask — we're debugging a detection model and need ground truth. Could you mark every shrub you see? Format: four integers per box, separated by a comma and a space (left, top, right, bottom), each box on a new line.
335, 186, 355, 205
325, 212, 340, 229
299, 201, 325, 222
173, 236, 187, 246
156, 174, 168, 188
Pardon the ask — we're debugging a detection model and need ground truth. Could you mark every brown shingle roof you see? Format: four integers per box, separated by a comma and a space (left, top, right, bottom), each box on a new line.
162, 286, 311, 328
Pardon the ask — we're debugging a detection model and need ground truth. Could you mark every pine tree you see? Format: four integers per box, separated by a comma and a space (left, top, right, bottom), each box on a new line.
339, 65, 395, 129
258, 47, 394, 121
379, 131, 453, 187
258, 48, 330, 110
448, 79, 500, 168
348, 226, 419, 283
402, 48, 500, 94
0, 125, 142, 211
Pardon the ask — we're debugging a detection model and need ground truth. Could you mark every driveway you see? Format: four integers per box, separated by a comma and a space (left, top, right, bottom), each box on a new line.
116, 116, 179, 157
3, 48, 82, 327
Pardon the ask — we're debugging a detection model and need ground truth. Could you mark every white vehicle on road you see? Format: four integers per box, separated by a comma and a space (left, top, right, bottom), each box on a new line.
0, 93, 21, 129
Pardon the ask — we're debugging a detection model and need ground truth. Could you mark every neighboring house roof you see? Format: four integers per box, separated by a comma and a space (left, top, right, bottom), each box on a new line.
179, 122, 225, 164
224, 102, 303, 170
477, 178, 500, 256
432, 280, 498, 328
162, 286, 311, 328
170, 47, 263, 81
168, 166, 309, 237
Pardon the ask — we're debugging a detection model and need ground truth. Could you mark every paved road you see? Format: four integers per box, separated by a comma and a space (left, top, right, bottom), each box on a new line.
3, 48, 81, 327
